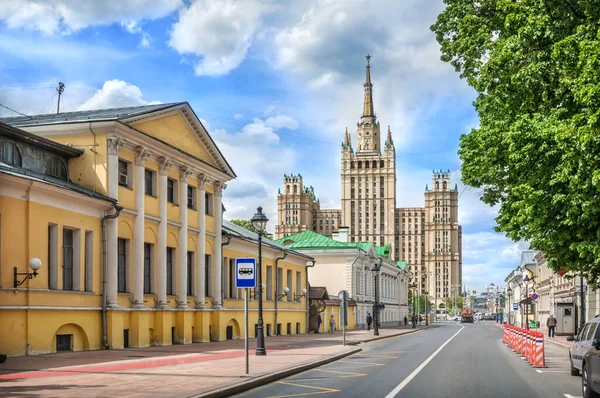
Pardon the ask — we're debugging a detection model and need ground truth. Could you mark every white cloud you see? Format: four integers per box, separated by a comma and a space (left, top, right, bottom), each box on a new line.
169, 0, 269, 76
0, 0, 182, 35
264, 115, 299, 130
234, 113, 244, 120
78, 80, 161, 111
212, 114, 299, 225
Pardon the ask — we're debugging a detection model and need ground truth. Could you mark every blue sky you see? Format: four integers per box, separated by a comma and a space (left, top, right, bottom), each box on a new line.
0, 0, 528, 292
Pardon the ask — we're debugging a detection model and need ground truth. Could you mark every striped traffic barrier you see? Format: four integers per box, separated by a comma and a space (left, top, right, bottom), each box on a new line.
534, 332, 546, 367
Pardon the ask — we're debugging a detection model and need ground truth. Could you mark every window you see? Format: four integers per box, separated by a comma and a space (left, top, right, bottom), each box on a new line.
296, 271, 301, 299
205, 192, 214, 216
145, 169, 156, 196
229, 258, 237, 299
144, 243, 153, 294
118, 238, 129, 293
47, 157, 67, 179
205, 254, 211, 297
118, 159, 131, 188
287, 270, 293, 301
277, 268, 283, 297
188, 186, 197, 209
48, 224, 58, 290
167, 178, 178, 204
267, 266, 273, 300
0, 141, 21, 166
166, 247, 175, 295
84, 231, 93, 292
63, 229, 74, 291
187, 251, 194, 296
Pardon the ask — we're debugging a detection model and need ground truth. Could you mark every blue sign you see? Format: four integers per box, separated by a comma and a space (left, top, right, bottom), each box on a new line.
235, 258, 256, 288
531, 293, 538, 300
513, 303, 518, 311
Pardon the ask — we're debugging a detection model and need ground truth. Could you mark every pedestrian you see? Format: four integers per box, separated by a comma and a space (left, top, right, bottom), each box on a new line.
419, 315, 422, 325
329, 315, 336, 333
476, 314, 481, 325
547, 314, 557, 338
366, 312, 373, 331
316, 313, 322, 334
404, 316, 408, 326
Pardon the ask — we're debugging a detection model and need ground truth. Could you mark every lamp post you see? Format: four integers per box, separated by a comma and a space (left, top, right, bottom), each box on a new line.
371, 259, 381, 336
507, 286, 513, 325
523, 274, 531, 330
580, 275, 586, 333
251, 206, 268, 356
409, 282, 417, 328
424, 291, 429, 326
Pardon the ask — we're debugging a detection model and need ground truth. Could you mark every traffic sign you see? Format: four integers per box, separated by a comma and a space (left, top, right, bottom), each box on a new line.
531, 293, 538, 300
513, 303, 518, 311
235, 258, 256, 288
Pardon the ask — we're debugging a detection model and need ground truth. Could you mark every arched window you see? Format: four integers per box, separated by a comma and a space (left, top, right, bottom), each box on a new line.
47, 156, 67, 179
1, 141, 22, 166
435, 181, 439, 190
443, 181, 448, 190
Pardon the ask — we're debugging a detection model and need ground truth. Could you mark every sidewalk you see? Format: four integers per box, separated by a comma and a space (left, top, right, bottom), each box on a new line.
0, 325, 431, 398
495, 321, 574, 349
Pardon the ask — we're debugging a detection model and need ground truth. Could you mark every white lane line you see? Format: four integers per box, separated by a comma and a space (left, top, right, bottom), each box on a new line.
384, 324, 465, 398
564, 394, 582, 398
536, 370, 543, 373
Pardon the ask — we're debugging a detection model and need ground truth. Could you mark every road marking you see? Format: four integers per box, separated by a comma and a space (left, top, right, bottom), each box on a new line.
564, 394, 582, 398
312, 369, 367, 376
384, 324, 465, 398
536, 370, 543, 373
537, 370, 569, 373
265, 381, 341, 397
337, 360, 385, 366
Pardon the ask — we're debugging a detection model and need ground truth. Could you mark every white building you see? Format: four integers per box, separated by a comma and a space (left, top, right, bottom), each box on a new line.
277, 227, 410, 328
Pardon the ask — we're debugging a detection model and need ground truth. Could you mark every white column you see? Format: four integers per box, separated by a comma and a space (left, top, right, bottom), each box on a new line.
177, 168, 191, 308
212, 181, 226, 308
157, 158, 171, 308
196, 174, 207, 308
106, 136, 122, 307
132, 147, 148, 307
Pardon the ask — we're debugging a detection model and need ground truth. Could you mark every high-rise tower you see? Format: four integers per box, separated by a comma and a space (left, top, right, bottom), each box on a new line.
340, 56, 396, 253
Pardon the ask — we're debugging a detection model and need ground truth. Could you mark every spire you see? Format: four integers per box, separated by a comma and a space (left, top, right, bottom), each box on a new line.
362, 54, 374, 118
386, 125, 393, 146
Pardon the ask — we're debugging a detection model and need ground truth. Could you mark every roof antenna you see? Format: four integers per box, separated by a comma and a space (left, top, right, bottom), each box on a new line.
56, 82, 65, 114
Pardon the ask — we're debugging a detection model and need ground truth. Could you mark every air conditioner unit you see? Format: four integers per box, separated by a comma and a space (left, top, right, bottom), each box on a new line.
119, 172, 128, 186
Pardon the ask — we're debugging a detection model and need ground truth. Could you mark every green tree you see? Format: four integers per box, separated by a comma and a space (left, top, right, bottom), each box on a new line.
445, 297, 464, 313
230, 219, 274, 240
432, 1, 600, 282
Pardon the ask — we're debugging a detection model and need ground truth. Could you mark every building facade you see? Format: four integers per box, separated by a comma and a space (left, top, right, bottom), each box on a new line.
275, 56, 462, 304
0, 104, 312, 357
277, 227, 410, 329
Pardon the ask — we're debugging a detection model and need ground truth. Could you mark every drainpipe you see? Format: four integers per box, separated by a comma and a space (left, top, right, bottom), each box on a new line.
274, 251, 288, 335
221, 232, 232, 306
305, 259, 316, 333
102, 203, 123, 349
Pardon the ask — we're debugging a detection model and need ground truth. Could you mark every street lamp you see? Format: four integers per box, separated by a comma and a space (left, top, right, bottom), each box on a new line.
523, 274, 532, 330
371, 259, 381, 336
424, 291, 429, 326
251, 206, 268, 356
579, 274, 586, 333
507, 286, 513, 325
409, 282, 418, 328
14, 258, 43, 288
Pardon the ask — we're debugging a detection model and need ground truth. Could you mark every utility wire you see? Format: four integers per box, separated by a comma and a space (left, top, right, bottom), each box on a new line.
37, 93, 57, 115
0, 103, 32, 118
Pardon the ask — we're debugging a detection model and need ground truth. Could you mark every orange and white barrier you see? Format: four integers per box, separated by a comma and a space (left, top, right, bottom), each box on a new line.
503, 325, 545, 367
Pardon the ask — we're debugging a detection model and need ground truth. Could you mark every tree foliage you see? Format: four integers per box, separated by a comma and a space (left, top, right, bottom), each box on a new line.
230, 219, 274, 240
432, 1, 600, 282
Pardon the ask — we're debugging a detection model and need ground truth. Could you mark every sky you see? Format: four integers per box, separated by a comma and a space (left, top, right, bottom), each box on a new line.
0, 0, 529, 293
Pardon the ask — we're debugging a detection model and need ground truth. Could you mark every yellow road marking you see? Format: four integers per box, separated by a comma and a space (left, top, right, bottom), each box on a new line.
264, 381, 341, 397
356, 354, 399, 359
312, 369, 367, 376
337, 360, 385, 366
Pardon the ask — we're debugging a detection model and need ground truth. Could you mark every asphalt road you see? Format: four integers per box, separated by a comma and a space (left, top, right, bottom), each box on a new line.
235, 321, 583, 398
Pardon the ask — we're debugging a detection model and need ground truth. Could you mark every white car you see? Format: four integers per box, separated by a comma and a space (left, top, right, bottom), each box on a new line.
453, 316, 460, 321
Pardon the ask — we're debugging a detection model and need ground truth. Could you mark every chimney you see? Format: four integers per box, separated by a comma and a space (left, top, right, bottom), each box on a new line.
332, 226, 349, 243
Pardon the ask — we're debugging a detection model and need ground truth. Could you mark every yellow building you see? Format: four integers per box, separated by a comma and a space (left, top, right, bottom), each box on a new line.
0, 103, 312, 357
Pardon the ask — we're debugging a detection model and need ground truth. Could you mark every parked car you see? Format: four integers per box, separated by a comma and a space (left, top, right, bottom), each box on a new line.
453, 316, 460, 321
568, 317, 600, 397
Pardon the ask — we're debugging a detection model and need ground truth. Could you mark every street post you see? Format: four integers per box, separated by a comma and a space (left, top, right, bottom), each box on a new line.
235, 258, 257, 374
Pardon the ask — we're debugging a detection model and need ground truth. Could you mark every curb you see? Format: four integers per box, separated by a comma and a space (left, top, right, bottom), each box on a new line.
190, 347, 362, 398
545, 338, 572, 349
349, 325, 437, 345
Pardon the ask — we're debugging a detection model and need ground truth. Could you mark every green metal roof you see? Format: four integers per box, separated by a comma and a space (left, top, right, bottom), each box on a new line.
375, 244, 391, 258
277, 230, 372, 252
396, 261, 407, 270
